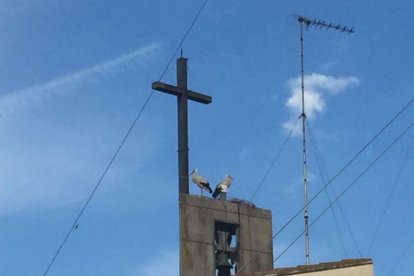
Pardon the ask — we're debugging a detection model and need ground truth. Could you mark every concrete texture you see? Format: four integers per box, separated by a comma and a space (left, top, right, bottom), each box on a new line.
244, 259, 374, 276
180, 194, 273, 276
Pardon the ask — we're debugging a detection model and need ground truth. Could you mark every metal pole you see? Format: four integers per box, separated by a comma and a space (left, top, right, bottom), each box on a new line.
296, 14, 354, 265
177, 57, 189, 194
299, 18, 310, 265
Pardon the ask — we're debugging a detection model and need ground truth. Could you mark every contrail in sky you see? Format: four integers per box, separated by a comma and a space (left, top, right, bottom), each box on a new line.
0, 43, 161, 112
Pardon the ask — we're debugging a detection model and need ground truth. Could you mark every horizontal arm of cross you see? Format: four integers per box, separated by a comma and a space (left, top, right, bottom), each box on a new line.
152, 81, 212, 104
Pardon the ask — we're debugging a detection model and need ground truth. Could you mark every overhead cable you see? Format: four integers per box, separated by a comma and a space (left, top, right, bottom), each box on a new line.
366, 131, 414, 255
42, 1, 210, 275
235, 97, 414, 274
249, 118, 299, 202
273, 122, 414, 263
307, 124, 350, 257
387, 237, 414, 275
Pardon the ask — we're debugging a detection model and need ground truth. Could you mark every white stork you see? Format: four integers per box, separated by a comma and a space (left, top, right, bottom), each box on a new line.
212, 174, 233, 199
190, 169, 212, 196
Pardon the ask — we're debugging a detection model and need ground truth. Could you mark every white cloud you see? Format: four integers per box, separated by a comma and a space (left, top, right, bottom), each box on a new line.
282, 73, 359, 135
0, 43, 161, 113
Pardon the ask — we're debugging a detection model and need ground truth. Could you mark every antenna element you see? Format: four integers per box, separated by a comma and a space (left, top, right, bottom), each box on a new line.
298, 15, 355, 33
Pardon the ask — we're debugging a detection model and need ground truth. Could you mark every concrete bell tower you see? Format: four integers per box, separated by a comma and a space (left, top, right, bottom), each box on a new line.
179, 194, 274, 276
152, 56, 273, 275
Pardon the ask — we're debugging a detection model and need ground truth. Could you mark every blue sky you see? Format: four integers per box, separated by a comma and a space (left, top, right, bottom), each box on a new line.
0, 1, 413, 275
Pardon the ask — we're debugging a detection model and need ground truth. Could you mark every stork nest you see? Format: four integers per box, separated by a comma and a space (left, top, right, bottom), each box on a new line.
228, 197, 256, 208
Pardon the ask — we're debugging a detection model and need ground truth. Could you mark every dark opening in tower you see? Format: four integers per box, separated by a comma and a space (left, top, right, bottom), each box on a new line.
214, 221, 239, 276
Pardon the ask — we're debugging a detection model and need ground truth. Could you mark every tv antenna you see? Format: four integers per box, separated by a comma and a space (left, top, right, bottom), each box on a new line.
296, 15, 354, 265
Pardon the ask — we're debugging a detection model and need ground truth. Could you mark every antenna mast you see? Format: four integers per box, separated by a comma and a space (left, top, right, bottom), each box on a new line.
296, 15, 354, 265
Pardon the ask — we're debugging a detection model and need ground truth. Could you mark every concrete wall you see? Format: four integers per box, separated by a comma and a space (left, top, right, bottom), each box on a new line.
180, 194, 273, 276
260, 263, 374, 276
299, 264, 373, 276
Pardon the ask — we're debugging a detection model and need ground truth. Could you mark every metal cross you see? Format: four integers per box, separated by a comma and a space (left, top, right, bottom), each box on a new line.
152, 57, 212, 195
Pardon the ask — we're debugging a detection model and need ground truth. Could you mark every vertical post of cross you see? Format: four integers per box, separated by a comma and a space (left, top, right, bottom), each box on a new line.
177, 57, 190, 194
152, 56, 212, 196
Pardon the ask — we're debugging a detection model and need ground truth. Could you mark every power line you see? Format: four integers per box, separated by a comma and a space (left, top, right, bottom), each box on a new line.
307, 124, 350, 257
307, 123, 363, 257
366, 131, 414, 255
273, 122, 414, 263
42, 1, 210, 275
387, 237, 414, 275
327, 186, 363, 257
235, 97, 414, 275
42, 90, 154, 276
249, 118, 299, 202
